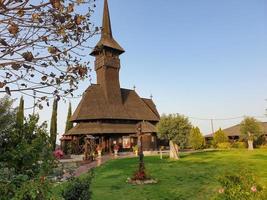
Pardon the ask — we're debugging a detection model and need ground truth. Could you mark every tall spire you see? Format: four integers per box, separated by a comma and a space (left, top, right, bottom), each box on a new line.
102, 0, 112, 39
90, 0, 124, 105
90, 0, 124, 56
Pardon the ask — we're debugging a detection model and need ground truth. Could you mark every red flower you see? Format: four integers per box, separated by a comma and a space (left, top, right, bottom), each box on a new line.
53, 149, 64, 159
133, 171, 147, 181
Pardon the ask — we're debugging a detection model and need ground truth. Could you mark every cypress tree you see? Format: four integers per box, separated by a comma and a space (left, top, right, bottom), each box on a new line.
50, 98, 58, 151
65, 102, 73, 133
16, 96, 24, 129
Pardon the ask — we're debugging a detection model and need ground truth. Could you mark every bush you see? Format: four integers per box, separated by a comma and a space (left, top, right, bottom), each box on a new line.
62, 171, 93, 200
0, 97, 56, 199
231, 142, 247, 149
188, 127, 205, 150
214, 169, 267, 200
12, 178, 52, 200
217, 142, 231, 149
255, 135, 267, 146
213, 129, 228, 148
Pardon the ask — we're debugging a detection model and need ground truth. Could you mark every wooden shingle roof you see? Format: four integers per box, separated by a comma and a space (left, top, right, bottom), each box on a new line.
205, 122, 267, 138
70, 84, 160, 122
66, 121, 156, 135
223, 122, 267, 137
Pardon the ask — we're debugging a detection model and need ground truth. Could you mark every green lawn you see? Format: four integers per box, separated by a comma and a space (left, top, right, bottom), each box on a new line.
53, 150, 267, 200
90, 150, 267, 200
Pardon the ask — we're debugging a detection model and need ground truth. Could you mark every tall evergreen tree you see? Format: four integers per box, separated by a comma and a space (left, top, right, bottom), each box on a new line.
65, 102, 73, 133
16, 96, 24, 129
50, 99, 58, 151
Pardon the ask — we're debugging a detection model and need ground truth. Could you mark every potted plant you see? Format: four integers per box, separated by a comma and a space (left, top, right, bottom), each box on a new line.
113, 144, 119, 156
96, 145, 102, 157
133, 145, 138, 156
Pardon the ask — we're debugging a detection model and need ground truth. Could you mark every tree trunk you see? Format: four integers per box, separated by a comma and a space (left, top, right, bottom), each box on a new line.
169, 140, 179, 160
248, 140, 254, 150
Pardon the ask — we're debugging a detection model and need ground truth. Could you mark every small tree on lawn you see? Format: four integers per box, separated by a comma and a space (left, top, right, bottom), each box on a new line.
213, 128, 228, 148
189, 126, 205, 150
240, 117, 262, 150
50, 98, 58, 151
157, 114, 192, 160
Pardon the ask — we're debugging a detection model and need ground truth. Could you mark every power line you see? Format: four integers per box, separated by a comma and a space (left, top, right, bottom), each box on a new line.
185, 114, 267, 135
187, 115, 267, 121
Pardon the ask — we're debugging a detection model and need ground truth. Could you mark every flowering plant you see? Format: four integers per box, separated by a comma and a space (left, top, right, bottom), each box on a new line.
53, 149, 64, 159
132, 170, 147, 181
214, 169, 267, 200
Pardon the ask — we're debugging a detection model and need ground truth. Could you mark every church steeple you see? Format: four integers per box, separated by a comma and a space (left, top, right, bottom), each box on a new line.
90, 0, 124, 56
102, 0, 112, 39
90, 0, 124, 105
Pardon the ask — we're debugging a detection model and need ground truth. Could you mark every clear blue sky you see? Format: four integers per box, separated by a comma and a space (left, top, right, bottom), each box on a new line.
5, 0, 267, 138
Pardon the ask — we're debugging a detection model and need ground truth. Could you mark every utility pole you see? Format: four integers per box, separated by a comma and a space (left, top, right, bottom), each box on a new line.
210, 119, 215, 135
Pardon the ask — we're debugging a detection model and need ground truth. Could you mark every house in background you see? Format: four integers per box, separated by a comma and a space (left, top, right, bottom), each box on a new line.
205, 122, 267, 142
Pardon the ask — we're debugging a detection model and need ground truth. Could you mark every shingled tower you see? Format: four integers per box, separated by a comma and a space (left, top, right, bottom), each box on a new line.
65, 0, 160, 154
91, 0, 124, 104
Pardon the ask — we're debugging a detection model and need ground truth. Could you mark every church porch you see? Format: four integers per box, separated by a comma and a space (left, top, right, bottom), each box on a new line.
62, 133, 158, 155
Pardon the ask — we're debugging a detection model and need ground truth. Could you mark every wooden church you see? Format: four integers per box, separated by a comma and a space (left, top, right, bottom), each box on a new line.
64, 0, 160, 153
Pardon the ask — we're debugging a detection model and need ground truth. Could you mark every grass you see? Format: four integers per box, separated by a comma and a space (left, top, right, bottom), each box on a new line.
53, 149, 267, 200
